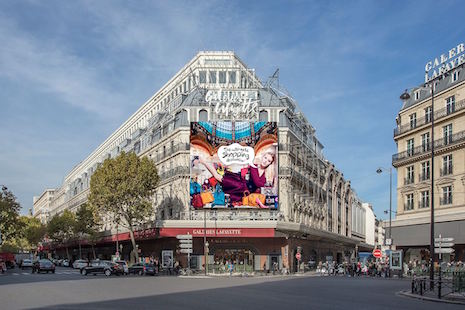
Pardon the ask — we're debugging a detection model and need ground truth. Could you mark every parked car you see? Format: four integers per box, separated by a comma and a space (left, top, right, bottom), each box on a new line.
128, 263, 146, 275
0, 259, 6, 273
90, 259, 100, 267
20, 259, 34, 269
144, 263, 157, 276
81, 260, 122, 276
72, 260, 88, 269
62, 259, 69, 267
115, 261, 129, 275
32, 259, 55, 274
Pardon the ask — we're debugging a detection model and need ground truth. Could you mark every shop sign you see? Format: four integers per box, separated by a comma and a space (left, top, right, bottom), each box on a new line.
205, 89, 259, 120
425, 43, 465, 82
159, 227, 275, 238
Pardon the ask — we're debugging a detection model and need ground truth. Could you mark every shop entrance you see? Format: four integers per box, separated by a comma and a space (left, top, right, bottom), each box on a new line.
211, 248, 256, 273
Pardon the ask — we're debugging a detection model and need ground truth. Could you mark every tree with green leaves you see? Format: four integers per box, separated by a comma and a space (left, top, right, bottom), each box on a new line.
19, 216, 47, 252
88, 151, 159, 262
0, 185, 21, 251
74, 203, 101, 259
47, 210, 76, 260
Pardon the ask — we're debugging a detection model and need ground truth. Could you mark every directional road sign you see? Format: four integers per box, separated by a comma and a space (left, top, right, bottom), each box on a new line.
180, 243, 193, 249
176, 234, 193, 239
179, 239, 193, 243
435, 248, 455, 254
180, 249, 193, 254
435, 242, 454, 248
435, 237, 454, 242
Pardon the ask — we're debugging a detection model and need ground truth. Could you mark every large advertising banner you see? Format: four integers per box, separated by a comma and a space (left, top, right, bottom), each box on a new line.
190, 121, 278, 209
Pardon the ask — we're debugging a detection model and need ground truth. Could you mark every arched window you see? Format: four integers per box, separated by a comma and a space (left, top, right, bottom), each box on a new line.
199, 109, 208, 122
259, 110, 268, 122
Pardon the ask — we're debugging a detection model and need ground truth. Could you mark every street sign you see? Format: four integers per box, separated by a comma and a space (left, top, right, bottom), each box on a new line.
176, 234, 193, 239
179, 243, 192, 249
373, 249, 382, 258
435, 237, 454, 242
435, 248, 455, 254
295, 252, 301, 260
179, 239, 193, 244
434, 242, 454, 248
385, 238, 392, 246
180, 249, 193, 254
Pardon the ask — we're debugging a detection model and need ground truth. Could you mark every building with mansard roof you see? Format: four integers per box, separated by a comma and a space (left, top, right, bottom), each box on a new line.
34, 51, 371, 271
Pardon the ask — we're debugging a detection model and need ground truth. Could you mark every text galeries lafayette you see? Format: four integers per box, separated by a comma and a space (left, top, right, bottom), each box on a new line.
425, 43, 465, 82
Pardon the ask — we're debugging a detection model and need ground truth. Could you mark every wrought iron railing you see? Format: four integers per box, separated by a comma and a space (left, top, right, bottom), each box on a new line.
392, 130, 465, 164
394, 98, 465, 136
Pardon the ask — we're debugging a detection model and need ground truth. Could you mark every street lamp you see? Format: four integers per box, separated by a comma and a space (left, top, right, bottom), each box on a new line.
376, 167, 392, 250
400, 83, 436, 289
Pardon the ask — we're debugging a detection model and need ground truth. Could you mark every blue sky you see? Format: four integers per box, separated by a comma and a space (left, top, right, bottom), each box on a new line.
1, 0, 464, 219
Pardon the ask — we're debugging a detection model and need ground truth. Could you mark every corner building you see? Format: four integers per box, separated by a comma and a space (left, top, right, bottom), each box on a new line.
37, 51, 370, 271
392, 65, 465, 262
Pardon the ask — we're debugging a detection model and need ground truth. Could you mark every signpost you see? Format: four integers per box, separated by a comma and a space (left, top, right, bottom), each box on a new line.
435, 235, 455, 299
176, 234, 193, 273
373, 249, 382, 259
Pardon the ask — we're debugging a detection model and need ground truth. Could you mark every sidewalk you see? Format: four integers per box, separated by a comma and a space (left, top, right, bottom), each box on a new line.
399, 290, 465, 305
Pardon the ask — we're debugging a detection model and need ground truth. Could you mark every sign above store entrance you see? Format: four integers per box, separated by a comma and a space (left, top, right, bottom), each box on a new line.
205, 89, 259, 120
425, 43, 465, 83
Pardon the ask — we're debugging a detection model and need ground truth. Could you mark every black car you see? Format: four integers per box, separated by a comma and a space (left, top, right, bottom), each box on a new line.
32, 259, 55, 274
128, 263, 157, 276
80, 260, 122, 276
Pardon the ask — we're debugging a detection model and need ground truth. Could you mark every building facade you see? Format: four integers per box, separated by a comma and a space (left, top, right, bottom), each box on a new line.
36, 51, 370, 271
32, 189, 55, 224
392, 59, 465, 262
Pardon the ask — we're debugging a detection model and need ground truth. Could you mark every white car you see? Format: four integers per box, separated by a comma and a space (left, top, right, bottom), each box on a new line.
62, 259, 70, 267
21, 259, 34, 269
72, 260, 88, 269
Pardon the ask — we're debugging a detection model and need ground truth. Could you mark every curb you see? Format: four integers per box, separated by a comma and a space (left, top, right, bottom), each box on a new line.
398, 290, 465, 305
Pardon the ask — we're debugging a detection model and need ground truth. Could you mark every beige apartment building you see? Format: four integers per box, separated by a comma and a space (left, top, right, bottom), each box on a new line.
391, 65, 465, 262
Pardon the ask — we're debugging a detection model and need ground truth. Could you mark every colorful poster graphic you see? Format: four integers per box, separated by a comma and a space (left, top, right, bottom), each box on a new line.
190, 122, 278, 209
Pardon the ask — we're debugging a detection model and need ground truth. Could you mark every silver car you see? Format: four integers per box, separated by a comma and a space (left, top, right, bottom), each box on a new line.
72, 260, 88, 269
21, 259, 33, 269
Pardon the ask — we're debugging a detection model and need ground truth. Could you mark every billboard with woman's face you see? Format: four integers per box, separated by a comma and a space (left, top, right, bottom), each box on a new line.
190, 121, 278, 209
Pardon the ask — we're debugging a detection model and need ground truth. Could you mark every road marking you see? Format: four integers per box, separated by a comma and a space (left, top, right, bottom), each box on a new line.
12, 273, 19, 275
22, 273, 30, 275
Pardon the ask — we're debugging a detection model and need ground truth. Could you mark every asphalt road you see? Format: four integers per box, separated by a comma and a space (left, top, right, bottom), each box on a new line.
0, 269, 463, 310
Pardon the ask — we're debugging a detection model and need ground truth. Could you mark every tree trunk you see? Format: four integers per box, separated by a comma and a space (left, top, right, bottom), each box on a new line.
128, 228, 139, 263
65, 246, 70, 261
79, 241, 82, 260
92, 244, 96, 260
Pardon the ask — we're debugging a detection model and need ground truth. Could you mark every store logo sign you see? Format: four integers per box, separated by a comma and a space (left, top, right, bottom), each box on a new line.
205, 89, 259, 120
425, 43, 465, 82
218, 143, 255, 166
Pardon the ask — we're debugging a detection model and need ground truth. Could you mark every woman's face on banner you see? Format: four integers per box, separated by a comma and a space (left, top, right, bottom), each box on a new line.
260, 153, 274, 169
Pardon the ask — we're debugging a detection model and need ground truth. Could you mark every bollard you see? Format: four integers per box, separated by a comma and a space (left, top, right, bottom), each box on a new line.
411, 279, 414, 293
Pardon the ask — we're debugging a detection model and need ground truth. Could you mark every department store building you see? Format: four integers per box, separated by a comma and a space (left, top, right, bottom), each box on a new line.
35, 51, 371, 271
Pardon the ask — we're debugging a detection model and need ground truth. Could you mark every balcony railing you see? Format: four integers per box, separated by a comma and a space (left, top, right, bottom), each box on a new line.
404, 203, 414, 211
440, 197, 453, 205
151, 143, 190, 162
440, 166, 453, 176
419, 173, 430, 181
392, 130, 465, 164
418, 201, 429, 209
394, 98, 465, 136
404, 177, 415, 185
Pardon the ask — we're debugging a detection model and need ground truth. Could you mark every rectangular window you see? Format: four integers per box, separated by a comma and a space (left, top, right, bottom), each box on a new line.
209, 71, 217, 84
407, 139, 414, 156
405, 166, 414, 184
420, 191, 429, 208
228, 71, 236, 84
219, 71, 226, 84
409, 113, 417, 129
405, 193, 414, 211
446, 96, 455, 115
199, 71, 207, 84
421, 161, 430, 181
425, 106, 432, 123
415, 91, 420, 100
452, 70, 459, 82
421, 132, 430, 152
442, 154, 453, 176
443, 124, 452, 145
441, 186, 452, 205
